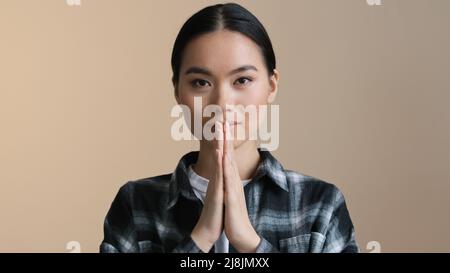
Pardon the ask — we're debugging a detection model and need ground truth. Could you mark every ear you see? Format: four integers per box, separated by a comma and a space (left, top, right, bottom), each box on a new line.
267, 69, 280, 104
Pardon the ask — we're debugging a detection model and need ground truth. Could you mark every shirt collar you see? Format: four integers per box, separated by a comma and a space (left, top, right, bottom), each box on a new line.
166, 148, 289, 210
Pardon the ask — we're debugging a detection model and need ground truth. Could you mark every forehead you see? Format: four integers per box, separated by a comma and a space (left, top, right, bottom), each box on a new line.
180, 29, 265, 74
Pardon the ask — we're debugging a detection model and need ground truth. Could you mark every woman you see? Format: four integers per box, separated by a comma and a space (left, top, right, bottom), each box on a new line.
100, 3, 358, 253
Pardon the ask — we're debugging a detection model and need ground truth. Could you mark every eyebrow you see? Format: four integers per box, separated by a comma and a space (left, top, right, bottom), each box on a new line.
184, 65, 258, 76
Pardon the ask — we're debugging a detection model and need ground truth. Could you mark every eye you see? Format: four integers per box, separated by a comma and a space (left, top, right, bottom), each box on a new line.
190, 79, 211, 89
234, 77, 252, 87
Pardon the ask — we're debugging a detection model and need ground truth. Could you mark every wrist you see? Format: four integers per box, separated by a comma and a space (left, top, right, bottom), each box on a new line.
233, 231, 261, 253
191, 226, 216, 252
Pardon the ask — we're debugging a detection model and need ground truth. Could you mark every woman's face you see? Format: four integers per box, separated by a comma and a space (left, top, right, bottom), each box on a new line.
175, 29, 279, 148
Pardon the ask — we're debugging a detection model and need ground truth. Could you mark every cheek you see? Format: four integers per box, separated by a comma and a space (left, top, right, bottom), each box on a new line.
177, 94, 193, 113
236, 82, 270, 106
177, 90, 205, 113
177, 92, 212, 137
233, 83, 271, 139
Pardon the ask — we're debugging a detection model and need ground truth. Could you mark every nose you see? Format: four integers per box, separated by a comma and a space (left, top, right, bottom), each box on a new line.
210, 83, 236, 121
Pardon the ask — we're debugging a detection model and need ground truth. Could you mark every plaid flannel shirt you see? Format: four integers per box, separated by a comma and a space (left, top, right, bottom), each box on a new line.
100, 149, 359, 253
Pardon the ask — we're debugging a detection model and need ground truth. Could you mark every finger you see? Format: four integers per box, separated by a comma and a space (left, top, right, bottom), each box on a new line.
215, 121, 224, 154
224, 154, 239, 190
223, 153, 231, 182
223, 120, 228, 157
231, 158, 241, 180
223, 154, 233, 198
223, 120, 233, 159
222, 153, 230, 205
205, 149, 223, 206
214, 148, 223, 183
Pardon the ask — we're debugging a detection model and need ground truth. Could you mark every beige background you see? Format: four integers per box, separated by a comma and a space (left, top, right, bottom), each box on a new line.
1, 0, 449, 252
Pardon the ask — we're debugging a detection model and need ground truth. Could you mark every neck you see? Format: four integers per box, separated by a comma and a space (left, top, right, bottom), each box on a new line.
193, 140, 260, 181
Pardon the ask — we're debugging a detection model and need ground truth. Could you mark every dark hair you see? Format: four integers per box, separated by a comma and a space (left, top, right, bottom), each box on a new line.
171, 3, 276, 86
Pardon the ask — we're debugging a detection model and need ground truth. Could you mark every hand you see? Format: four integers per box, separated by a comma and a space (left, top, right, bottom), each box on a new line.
191, 121, 225, 252
222, 121, 261, 253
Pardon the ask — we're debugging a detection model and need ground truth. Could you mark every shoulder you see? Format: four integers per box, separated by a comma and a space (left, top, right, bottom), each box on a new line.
284, 169, 347, 208
113, 173, 173, 209
122, 173, 173, 193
